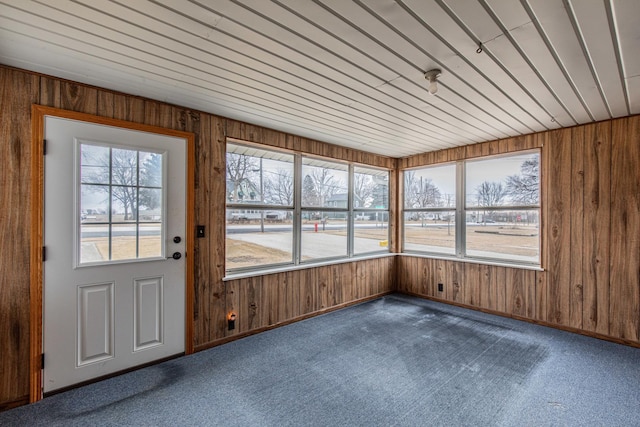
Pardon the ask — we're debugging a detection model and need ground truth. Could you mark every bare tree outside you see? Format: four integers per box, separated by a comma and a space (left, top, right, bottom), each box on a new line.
353, 173, 375, 207
506, 155, 539, 204
226, 152, 259, 202
82, 147, 140, 221
111, 149, 140, 220
302, 174, 319, 206
310, 167, 343, 206
139, 152, 162, 211
475, 181, 507, 207
404, 171, 442, 208
474, 181, 507, 222
264, 168, 294, 205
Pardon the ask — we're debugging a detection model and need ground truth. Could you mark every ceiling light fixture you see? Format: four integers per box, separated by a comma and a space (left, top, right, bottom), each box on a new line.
424, 69, 442, 95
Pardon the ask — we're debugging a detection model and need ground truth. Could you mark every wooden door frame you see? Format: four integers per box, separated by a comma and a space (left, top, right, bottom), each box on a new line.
30, 105, 195, 402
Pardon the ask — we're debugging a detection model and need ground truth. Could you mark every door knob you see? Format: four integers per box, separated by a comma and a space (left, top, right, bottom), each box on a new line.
168, 252, 182, 260
173, 236, 182, 244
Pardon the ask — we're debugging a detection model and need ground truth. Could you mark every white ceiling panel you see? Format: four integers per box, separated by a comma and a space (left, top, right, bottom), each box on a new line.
526, 0, 609, 122
411, 0, 548, 134
570, 0, 628, 118
0, 0, 636, 157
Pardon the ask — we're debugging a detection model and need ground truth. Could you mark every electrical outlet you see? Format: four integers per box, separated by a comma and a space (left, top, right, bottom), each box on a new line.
438, 283, 443, 292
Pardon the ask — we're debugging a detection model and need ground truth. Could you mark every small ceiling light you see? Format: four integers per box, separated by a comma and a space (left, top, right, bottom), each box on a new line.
424, 69, 442, 95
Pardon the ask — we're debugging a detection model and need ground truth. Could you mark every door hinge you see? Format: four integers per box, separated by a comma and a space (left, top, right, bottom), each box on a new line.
41, 353, 45, 369
42, 246, 46, 262
43, 139, 47, 155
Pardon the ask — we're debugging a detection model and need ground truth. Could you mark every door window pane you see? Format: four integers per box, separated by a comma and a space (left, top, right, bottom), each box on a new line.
139, 152, 163, 187
110, 224, 137, 261
112, 187, 138, 222
110, 148, 138, 186
81, 144, 110, 184
78, 142, 165, 265
138, 223, 162, 258
139, 188, 162, 222
80, 223, 107, 263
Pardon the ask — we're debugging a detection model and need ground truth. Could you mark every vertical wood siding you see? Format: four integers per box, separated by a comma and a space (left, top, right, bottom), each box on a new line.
224, 257, 394, 339
0, 68, 39, 409
609, 117, 640, 341
398, 116, 640, 347
0, 66, 395, 407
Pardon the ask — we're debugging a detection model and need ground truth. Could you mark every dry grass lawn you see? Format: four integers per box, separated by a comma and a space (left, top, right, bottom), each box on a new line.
224, 220, 538, 269
226, 238, 292, 269
403, 221, 538, 257
83, 236, 163, 261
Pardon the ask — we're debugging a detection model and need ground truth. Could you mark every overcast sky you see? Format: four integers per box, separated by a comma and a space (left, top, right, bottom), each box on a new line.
407, 152, 538, 198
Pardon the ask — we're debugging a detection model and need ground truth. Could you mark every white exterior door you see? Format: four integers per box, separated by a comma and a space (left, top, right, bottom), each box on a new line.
43, 116, 186, 393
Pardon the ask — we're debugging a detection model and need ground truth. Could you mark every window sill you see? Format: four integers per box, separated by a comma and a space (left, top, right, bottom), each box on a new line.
398, 252, 544, 272
223, 252, 395, 281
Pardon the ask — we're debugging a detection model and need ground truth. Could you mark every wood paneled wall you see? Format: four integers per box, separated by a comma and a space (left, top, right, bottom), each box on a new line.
0, 66, 396, 408
2, 62, 638, 409
223, 257, 395, 342
398, 118, 640, 347
0, 67, 39, 410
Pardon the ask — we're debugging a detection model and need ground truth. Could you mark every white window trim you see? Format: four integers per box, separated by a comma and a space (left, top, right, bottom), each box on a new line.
402, 150, 541, 267
226, 141, 391, 274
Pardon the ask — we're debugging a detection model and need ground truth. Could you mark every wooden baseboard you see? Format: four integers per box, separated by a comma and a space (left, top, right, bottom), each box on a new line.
400, 291, 640, 349
0, 396, 29, 412
194, 291, 393, 352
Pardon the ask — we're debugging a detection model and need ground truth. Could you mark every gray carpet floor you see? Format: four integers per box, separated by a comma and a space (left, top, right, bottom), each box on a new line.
1, 294, 639, 426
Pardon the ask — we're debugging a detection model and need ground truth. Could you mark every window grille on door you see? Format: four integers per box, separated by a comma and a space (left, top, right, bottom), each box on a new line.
77, 142, 166, 265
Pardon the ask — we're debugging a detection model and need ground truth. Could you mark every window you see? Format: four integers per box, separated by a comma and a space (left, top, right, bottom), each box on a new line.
353, 166, 390, 255
403, 163, 456, 255
403, 151, 540, 266
226, 143, 295, 270
78, 143, 165, 265
301, 157, 349, 261
226, 142, 390, 273
465, 152, 540, 263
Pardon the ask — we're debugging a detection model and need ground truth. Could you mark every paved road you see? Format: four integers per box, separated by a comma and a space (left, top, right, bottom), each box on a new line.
227, 222, 388, 234
80, 224, 161, 238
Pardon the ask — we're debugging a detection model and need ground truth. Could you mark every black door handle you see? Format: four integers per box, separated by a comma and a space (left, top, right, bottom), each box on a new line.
168, 252, 182, 260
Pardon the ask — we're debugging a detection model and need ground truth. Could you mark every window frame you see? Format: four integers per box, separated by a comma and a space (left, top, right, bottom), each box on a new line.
299, 155, 350, 264
75, 140, 167, 267
402, 150, 541, 267
352, 165, 390, 256
225, 140, 391, 275
402, 162, 457, 256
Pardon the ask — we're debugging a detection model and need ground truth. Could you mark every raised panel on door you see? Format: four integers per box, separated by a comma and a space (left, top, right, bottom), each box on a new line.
133, 276, 164, 352
77, 282, 114, 366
